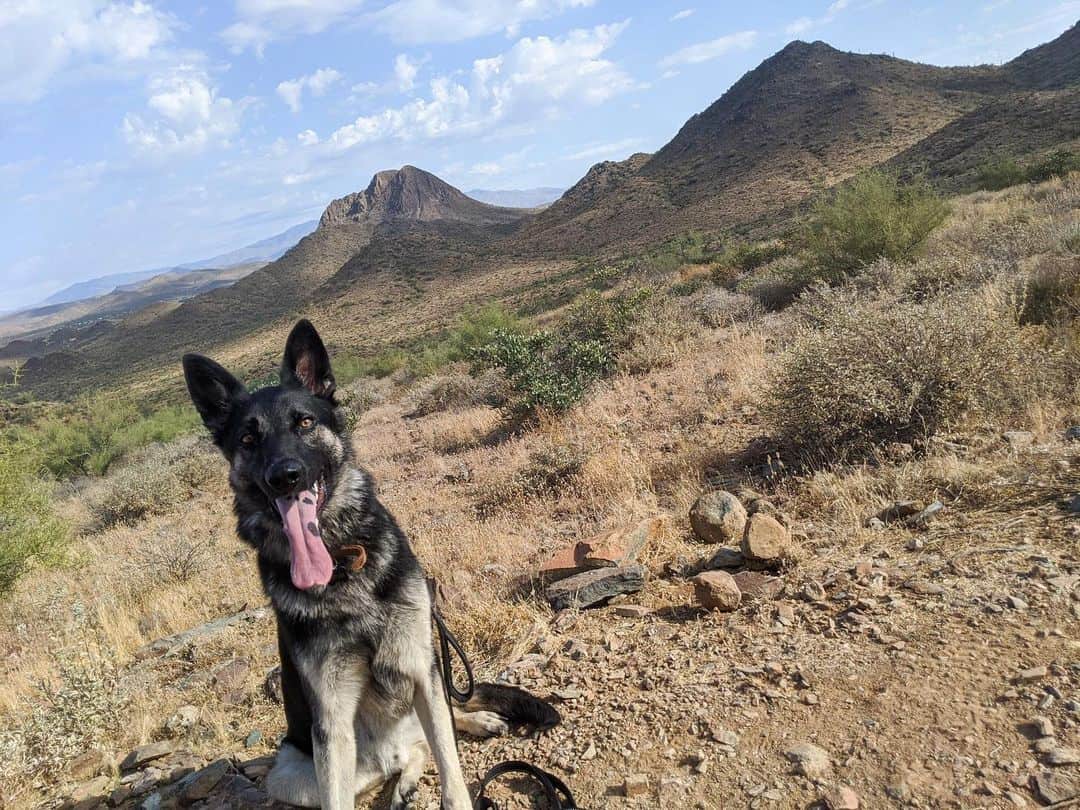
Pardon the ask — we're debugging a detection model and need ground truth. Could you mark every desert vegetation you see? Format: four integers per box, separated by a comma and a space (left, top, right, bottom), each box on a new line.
0, 172, 1078, 808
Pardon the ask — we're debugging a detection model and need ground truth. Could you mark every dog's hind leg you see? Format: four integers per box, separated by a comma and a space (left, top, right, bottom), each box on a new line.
389, 741, 426, 810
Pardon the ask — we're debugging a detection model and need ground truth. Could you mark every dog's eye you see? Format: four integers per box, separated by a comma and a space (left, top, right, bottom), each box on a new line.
240, 433, 256, 446
298, 416, 315, 430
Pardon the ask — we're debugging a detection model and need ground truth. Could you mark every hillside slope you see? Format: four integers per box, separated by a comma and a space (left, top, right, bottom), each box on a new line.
523, 24, 1079, 251
18, 167, 538, 397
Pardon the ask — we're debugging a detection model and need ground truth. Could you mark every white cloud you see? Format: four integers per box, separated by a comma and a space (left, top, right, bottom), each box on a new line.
223, 0, 593, 51
659, 30, 758, 68
565, 137, 647, 161
276, 67, 342, 112
394, 53, 423, 91
0, 1, 176, 103
297, 129, 320, 146
670, 8, 695, 21
222, 0, 364, 53
122, 66, 247, 156
784, 0, 854, 38
785, 17, 814, 35
369, 0, 596, 44
322, 22, 635, 151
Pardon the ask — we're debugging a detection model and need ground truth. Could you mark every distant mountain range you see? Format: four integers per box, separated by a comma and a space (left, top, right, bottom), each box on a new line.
13, 22, 1080, 399
37, 220, 319, 308
466, 187, 564, 208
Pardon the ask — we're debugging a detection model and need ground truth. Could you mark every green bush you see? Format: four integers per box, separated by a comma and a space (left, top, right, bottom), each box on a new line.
0, 441, 69, 594
801, 171, 949, 281
766, 290, 1041, 463
1027, 150, 1080, 183
25, 397, 200, 479
332, 305, 523, 383
974, 150, 1080, 191
975, 157, 1026, 191
473, 289, 653, 415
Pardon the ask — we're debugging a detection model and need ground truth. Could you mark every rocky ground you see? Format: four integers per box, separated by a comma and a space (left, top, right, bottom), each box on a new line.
57, 429, 1080, 810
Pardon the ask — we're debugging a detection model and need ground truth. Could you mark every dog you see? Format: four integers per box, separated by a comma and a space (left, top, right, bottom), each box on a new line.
183, 320, 559, 809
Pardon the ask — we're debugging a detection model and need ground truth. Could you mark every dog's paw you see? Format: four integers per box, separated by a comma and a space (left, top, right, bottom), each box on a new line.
389, 784, 419, 810
456, 710, 510, 738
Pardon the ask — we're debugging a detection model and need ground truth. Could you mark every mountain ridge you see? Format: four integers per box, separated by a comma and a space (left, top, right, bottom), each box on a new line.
12, 23, 1080, 398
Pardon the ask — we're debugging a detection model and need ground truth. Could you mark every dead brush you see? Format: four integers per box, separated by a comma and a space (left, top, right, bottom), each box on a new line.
0, 639, 125, 788
472, 437, 588, 517
129, 528, 216, 584
766, 285, 1051, 465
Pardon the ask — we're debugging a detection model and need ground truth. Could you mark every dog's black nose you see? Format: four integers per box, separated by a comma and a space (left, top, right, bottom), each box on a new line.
266, 459, 305, 494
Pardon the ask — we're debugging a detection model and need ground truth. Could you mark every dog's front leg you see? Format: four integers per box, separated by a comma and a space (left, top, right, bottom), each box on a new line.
414, 665, 471, 810
307, 664, 361, 810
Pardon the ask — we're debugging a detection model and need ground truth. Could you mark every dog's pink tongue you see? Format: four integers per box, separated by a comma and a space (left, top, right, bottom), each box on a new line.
275, 489, 333, 590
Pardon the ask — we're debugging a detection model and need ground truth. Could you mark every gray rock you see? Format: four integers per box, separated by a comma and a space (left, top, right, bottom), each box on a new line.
1065, 425, 1080, 442
121, 741, 177, 772
783, 742, 831, 779
164, 706, 199, 735
1032, 770, 1079, 803
690, 491, 747, 544
545, 565, 645, 610
1043, 746, 1080, 766
180, 759, 230, 802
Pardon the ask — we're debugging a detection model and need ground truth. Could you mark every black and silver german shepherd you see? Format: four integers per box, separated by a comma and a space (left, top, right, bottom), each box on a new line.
183, 320, 558, 809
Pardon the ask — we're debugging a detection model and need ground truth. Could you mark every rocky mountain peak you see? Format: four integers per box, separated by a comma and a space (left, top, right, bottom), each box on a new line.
318, 165, 523, 228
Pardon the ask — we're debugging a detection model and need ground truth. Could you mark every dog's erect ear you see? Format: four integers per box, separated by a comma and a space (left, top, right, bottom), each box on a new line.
183, 354, 247, 444
281, 319, 335, 399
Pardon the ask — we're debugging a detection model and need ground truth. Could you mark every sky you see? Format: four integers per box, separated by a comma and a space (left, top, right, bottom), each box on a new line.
1, 0, 1077, 310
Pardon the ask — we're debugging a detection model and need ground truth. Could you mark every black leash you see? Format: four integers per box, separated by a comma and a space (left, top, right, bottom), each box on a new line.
431, 604, 581, 810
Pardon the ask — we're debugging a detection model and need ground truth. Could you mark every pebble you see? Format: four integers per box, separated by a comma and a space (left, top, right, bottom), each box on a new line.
822, 785, 860, 809
624, 773, 650, 798
613, 604, 652, 618
1015, 666, 1049, 683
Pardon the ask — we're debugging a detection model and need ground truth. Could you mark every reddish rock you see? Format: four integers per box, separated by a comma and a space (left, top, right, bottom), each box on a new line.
691, 571, 741, 611
732, 571, 783, 600
539, 517, 663, 581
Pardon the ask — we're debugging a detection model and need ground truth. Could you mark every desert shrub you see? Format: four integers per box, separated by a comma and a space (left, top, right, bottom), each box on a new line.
26, 397, 200, 479
766, 290, 1042, 463
473, 289, 652, 415
85, 436, 220, 528
333, 348, 409, 380
975, 150, 1079, 191
1062, 226, 1080, 254
0, 441, 69, 594
690, 288, 764, 328
475, 439, 587, 515
403, 370, 504, 418
133, 529, 216, 584
0, 649, 123, 779
801, 171, 949, 281
617, 295, 699, 374
1027, 149, 1080, 183
410, 305, 524, 375
1019, 259, 1080, 326
975, 157, 1027, 191
736, 256, 809, 311
336, 375, 392, 429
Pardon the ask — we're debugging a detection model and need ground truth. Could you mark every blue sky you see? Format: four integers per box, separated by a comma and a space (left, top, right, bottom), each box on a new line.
1, 0, 1076, 310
